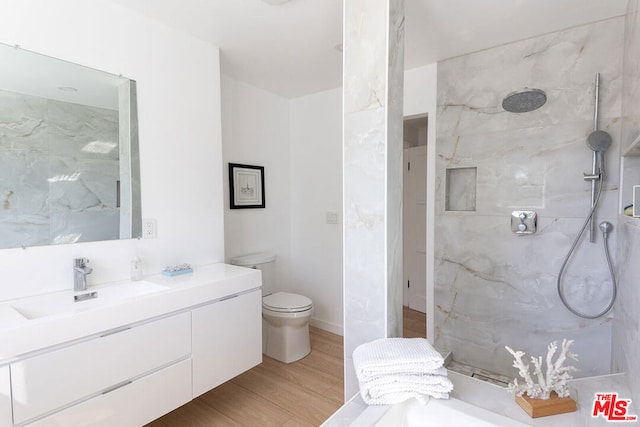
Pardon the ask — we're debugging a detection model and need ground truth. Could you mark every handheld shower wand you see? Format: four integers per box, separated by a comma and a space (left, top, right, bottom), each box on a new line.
583, 73, 612, 242
587, 130, 612, 178
557, 73, 617, 319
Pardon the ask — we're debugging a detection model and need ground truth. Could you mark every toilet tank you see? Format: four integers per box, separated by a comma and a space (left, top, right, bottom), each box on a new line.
229, 252, 276, 295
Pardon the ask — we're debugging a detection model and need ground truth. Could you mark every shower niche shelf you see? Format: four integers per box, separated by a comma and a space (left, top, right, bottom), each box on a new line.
623, 133, 640, 157
445, 167, 477, 212
621, 133, 640, 217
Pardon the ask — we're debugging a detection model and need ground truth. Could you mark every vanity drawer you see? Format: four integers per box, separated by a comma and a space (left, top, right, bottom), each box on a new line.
11, 312, 191, 425
25, 358, 192, 427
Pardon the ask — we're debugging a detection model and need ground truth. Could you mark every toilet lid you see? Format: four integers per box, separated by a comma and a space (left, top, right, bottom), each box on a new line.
263, 292, 312, 313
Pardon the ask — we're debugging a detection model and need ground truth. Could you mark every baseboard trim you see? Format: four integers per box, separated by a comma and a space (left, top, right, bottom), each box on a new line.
310, 317, 343, 336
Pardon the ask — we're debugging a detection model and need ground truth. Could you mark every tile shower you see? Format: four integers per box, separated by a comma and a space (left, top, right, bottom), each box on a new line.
434, 18, 623, 379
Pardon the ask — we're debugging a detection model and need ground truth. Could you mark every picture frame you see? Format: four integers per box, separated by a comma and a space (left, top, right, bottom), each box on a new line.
229, 163, 265, 209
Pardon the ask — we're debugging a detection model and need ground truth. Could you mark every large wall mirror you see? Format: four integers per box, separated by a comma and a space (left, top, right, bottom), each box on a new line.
0, 43, 141, 249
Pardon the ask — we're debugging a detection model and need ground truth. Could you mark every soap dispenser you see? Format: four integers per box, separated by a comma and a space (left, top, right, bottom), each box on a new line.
131, 255, 143, 281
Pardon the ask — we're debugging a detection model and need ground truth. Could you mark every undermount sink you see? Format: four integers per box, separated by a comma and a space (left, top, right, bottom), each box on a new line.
11, 281, 169, 320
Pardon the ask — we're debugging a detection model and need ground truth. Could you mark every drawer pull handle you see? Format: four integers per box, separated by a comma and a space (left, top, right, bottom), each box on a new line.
100, 326, 131, 338
101, 380, 132, 395
219, 294, 239, 302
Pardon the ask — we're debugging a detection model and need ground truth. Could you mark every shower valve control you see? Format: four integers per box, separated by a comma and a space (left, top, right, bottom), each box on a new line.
511, 211, 537, 235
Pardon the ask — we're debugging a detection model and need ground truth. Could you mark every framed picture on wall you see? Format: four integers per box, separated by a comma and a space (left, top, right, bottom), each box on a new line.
229, 163, 265, 209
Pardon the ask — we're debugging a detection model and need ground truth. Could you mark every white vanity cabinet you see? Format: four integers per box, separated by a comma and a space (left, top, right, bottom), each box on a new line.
11, 312, 191, 426
0, 264, 263, 426
192, 289, 262, 397
26, 359, 192, 427
0, 365, 11, 427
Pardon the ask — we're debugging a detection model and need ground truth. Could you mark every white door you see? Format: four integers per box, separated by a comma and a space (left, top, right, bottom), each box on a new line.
403, 145, 427, 312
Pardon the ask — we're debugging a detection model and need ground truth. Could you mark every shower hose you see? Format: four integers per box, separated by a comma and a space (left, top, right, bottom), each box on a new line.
556, 178, 618, 319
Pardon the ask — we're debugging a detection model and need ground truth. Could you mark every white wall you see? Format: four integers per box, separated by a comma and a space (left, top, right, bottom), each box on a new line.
290, 88, 343, 334
404, 64, 438, 118
221, 75, 291, 289
0, 0, 224, 301
284, 66, 437, 335
220, 63, 437, 336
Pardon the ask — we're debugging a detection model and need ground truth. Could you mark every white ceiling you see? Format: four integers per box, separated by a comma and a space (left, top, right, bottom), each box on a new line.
110, 0, 628, 98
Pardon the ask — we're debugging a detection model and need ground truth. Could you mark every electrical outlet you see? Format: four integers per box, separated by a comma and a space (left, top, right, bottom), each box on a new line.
143, 218, 157, 238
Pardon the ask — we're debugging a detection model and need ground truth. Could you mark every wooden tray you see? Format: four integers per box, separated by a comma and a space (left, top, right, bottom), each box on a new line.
515, 391, 576, 418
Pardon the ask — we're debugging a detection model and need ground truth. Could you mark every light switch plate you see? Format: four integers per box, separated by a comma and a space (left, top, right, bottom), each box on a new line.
326, 211, 339, 224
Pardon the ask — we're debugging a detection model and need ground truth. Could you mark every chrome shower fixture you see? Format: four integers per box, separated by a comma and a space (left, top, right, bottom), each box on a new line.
502, 88, 547, 113
587, 129, 612, 176
587, 130, 613, 152
599, 220, 613, 237
557, 73, 617, 319
584, 73, 612, 241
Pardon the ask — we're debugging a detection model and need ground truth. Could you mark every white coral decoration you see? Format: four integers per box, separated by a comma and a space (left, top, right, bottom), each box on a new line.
504, 339, 578, 400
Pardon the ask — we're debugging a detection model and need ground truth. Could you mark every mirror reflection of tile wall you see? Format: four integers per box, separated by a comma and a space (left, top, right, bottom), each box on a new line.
0, 89, 119, 248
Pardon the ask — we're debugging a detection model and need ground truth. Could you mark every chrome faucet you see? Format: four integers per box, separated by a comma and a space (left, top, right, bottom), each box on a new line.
73, 258, 93, 292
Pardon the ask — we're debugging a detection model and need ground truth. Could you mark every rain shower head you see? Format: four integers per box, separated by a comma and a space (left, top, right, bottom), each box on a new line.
502, 88, 547, 113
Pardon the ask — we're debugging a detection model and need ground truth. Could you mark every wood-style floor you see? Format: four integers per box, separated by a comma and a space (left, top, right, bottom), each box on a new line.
402, 305, 427, 339
147, 307, 425, 426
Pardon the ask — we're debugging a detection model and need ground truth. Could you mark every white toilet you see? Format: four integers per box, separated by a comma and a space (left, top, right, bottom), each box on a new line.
230, 252, 313, 363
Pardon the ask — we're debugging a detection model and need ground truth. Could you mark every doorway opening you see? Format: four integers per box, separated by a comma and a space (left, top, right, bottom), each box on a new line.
402, 114, 428, 338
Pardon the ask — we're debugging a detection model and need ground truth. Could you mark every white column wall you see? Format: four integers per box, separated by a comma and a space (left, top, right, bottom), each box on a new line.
342, 0, 405, 399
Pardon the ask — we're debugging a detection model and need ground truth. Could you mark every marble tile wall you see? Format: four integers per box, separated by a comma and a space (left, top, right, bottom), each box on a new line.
0, 90, 119, 248
435, 18, 623, 378
343, 0, 404, 399
613, 0, 640, 405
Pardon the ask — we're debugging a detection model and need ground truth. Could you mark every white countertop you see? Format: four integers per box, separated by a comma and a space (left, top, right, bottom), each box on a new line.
0, 263, 261, 363
323, 371, 637, 426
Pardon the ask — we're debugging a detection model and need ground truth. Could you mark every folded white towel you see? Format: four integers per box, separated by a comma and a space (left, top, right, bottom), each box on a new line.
358, 372, 453, 405
367, 366, 448, 381
353, 338, 445, 380
361, 390, 450, 406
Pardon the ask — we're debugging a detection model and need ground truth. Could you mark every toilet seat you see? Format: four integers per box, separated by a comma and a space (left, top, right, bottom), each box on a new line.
262, 291, 312, 313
